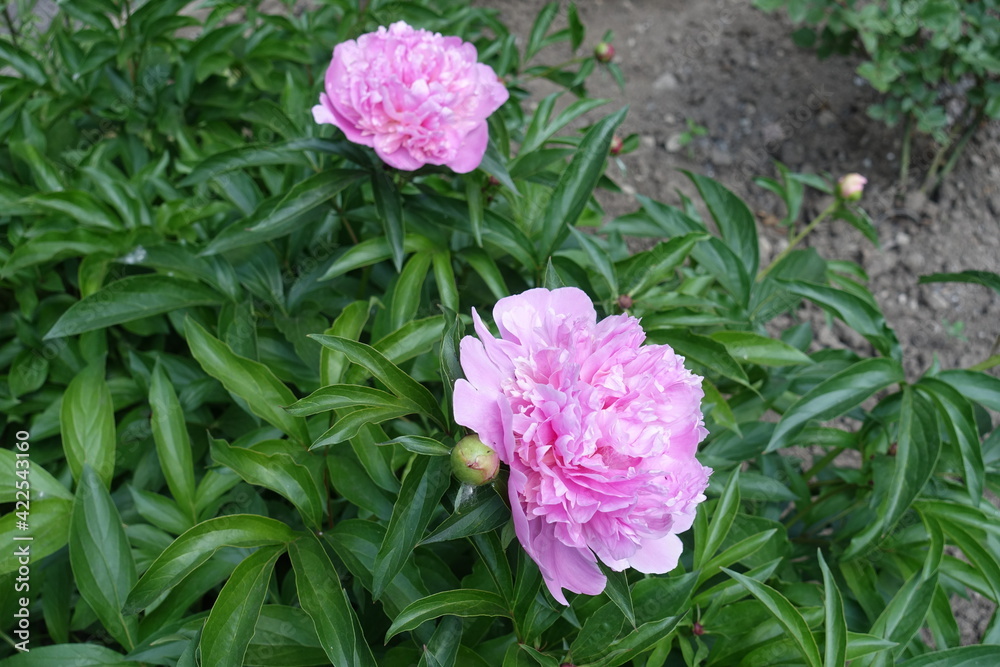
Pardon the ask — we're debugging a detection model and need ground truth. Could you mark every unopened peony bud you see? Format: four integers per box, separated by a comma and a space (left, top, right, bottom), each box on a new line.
594, 42, 615, 63
837, 173, 867, 201
610, 135, 624, 156
451, 435, 499, 486
617, 293, 633, 310
693, 622, 705, 636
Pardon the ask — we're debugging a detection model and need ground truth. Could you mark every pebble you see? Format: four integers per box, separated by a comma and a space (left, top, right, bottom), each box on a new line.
817, 109, 838, 128
653, 72, 680, 91
666, 133, 685, 153
711, 148, 733, 166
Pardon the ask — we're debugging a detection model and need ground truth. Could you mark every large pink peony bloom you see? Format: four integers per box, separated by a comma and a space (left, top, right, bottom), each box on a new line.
454, 287, 711, 604
312, 21, 509, 173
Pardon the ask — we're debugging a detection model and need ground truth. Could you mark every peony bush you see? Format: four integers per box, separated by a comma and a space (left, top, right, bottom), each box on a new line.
0, 1, 999, 666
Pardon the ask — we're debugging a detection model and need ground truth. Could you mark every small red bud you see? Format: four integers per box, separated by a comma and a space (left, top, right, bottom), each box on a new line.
610, 135, 624, 156
617, 294, 633, 310
594, 42, 615, 63
693, 622, 704, 636
887, 443, 897, 457
487, 175, 501, 187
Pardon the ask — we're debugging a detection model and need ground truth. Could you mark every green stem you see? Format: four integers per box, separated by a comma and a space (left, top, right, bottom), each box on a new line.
2, 6, 18, 48
758, 200, 838, 280
897, 115, 913, 203
929, 108, 984, 195
524, 55, 587, 81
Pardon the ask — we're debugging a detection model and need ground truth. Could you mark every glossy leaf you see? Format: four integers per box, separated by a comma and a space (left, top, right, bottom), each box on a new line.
185, 317, 311, 445
69, 466, 138, 650
46, 276, 223, 339
308, 334, 445, 427
124, 515, 295, 613
200, 545, 284, 667
538, 107, 627, 257
288, 534, 377, 667
373, 455, 451, 599
210, 440, 325, 529
723, 568, 822, 667
60, 361, 116, 488
385, 590, 510, 641
767, 357, 904, 453
710, 331, 812, 366
149, 363, 196, 520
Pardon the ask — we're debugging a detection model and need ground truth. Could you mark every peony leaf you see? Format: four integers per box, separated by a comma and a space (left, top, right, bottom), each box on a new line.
897, 646, 1000, 666
60, 360, 116, 488
879, 388, 940, 538
46, 275, 224, 339
538, 107, 627, 258
421, 488, 510, 545
385, 590, 510, 642
767, 357, 904, 453
201, 169, 365, 255
918, 270, 1000, 297
685, 172, 759, 277
372, 455, 451, 600
199, 544, 284, 667
210, 439, 325, 529
69, 466, 139, 650
709, 331, 813, 366
916, 377, 984, 505
149, 363, 197, 521
184, 317, 311, 446
858, 570, 938, 666
722, 568, 823, 667
308, 334, 445, 427
288, 534, 377, 667
124, 515, 295, 613
372, 170, 405, 272
818, 551, 848, 667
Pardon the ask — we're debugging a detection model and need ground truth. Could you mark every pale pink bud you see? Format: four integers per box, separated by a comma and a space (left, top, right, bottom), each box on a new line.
451, 435, 499, 486
837, 173, 867, 201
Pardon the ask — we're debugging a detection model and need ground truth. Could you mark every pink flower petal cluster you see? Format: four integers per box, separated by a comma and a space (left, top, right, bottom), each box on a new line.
312, 21, 509, 173
454, 287, 711, 604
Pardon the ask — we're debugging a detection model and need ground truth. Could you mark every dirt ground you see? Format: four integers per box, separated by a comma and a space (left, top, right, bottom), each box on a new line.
485, 0, 999, 646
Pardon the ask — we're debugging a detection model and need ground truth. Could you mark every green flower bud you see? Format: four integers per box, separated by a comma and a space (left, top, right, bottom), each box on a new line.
451, 435, 500, 486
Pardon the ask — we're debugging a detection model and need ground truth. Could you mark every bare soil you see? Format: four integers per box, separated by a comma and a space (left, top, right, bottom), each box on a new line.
486, 0, 1000, 645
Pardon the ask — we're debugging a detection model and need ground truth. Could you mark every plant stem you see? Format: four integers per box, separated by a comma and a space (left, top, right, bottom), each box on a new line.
928, 108, 984, 196
757, 200, 838, 280
897, 115, 913, 203
525, 56, 586, 81
2, 6, 19, 48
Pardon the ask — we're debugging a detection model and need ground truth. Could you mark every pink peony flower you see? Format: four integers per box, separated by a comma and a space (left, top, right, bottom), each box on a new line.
312, 21, 509, 173
454, 287, 711, 604
837, 173, 867, 201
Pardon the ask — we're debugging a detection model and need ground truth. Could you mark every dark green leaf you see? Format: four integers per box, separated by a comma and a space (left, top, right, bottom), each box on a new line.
722, 568, 822, 667
288, 534, 377, 667
308, 335, 445, 427
421, 488, 510, 545
538, 108, 627, 257
70, 466, 138, 650
211, 440, 325, 529
373, 171, 405, 271
46, 276, 223, 339
60, 361, 116, 488
918, 270, 1000, 297
709, 331, 812, 366
767, 358, 904, 453
818, 551, 848, 667
185, 317, 311, 446
373, 456, 451, 599
150, 363, 197, 520
200, 545, 284, 667
124, 515, 295, 613
685, 172, 759, 276
385, 590, 510, 641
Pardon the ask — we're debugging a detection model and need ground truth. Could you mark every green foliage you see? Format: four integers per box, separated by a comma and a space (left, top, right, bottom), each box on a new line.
755, 0, 1000, 193
1, 0, 998, 665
